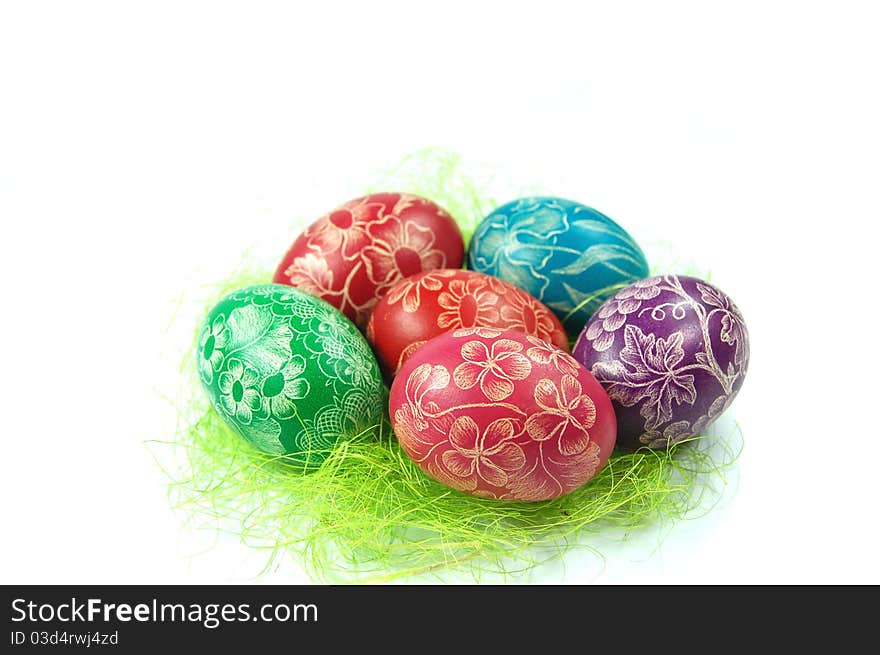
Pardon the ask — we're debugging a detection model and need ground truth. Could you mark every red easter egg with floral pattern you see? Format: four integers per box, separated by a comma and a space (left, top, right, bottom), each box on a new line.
367, 269, 569, 377
389, 328, 616, 501
273, 193, 464, 329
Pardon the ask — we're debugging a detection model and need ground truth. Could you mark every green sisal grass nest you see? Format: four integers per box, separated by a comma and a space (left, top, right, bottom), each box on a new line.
155, 149, 742, 583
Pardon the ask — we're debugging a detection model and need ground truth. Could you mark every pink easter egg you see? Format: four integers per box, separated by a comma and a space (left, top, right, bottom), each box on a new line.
389, 328, 617, 501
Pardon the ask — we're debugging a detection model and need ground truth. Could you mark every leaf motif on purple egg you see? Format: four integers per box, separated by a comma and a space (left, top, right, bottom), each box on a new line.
592, 325, 698, 430
696, 281, 749, 367
573, 275, 750, 449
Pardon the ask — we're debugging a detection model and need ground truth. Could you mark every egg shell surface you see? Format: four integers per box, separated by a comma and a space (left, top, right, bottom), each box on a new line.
467, 196, 649, 337
389, 328, 616, 501
573, 275, 750, 449
366, 269, 569, 377
197, 284, 385, 467
273, 192, 464, 329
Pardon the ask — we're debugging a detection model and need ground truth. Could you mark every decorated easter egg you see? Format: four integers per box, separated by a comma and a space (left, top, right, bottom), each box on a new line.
196, 283, 385, 467
389, 328, 616, 501
468, 197, 649, 337
572, 275, 750, 450
273, 192, 464, 329
366, 269, 569, 377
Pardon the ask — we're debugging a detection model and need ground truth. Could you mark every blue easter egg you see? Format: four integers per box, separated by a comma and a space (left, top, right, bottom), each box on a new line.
467, 197, 649, 337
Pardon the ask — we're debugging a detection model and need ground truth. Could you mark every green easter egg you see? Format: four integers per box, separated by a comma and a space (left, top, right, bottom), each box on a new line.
196, 283, 385, 467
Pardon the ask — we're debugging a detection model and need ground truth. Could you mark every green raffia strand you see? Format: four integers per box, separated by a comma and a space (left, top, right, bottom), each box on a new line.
157, 149, 742, 582
367, 147, 498, 250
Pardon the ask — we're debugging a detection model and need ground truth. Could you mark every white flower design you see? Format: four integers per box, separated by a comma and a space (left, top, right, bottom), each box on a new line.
384, 269, 456, 313
697, 282, 749, 367
305, 196, 380, 260
198, 314, 230, 384
437, 417, 526, 490
525, 334, 580, 376
260, 355, 311, 419
452, 338, 532, 401
469, 200, 570, 299
585, 277, 663, 351
436, 277, 500, 329
217, 358, 263, 425
499, 289, 565, 346
282, 252, 335, 295
362, 216, 446, 286
395, 363, 451, 430
524, 375, 597, 456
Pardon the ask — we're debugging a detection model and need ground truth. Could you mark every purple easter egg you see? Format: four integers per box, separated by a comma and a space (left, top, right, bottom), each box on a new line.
572, 275, 749, 449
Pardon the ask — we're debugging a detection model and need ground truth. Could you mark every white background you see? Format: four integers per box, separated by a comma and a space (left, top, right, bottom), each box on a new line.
1, 1, 877, 584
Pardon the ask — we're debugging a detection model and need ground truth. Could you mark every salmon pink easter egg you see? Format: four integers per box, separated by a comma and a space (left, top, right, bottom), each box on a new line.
273, 193, 464, 329
366, 269, 569, 377
389, 328, 616, 501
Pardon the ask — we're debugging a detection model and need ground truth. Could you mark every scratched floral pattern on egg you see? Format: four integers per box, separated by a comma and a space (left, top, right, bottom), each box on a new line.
367, 269, 569, 376
389, 329, 617, 501
197, 284, 385, 467
573, 275, 750, 449
468, 196, 649, 337
274, 193, 464, 328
